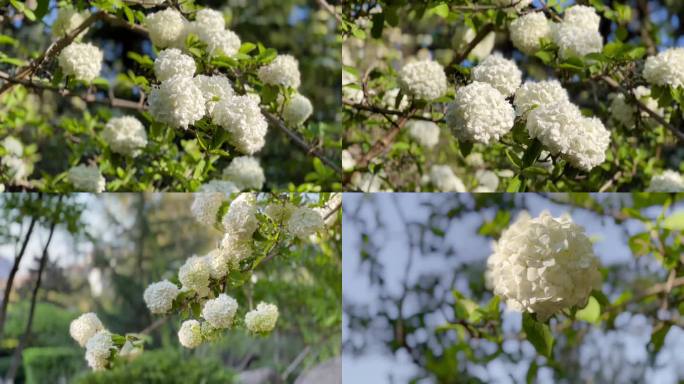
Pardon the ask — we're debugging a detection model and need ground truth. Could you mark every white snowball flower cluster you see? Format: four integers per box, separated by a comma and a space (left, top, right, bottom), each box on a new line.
85, 330, 114, 371
474, 170, 500, 192
210, 95, 268, 154
509, 12, 552, 55
220, 232, 253, 267
280, 93, 313, 126
398, 60, 448, 101
52, 7, 89, 40
513, 80, 569, 116
452, 25, 495, 60
610, 86, 663, 128
154, 48, 196, 81
486, 211, 602, 321
493, 0, 533, 11
406, 120, 440, 148
643, 48, 684, 88
1, 136, 31, 182
286, 206, 324, 238
222, 193, 258, 238
148, 76, 206, 129
190, 193, 226, 226
187, 9, 241, 58
102, 116, 148, 157
178, 255, 212, 297
143, 280, 180, 314
69, 313, 105, 347
258, 54, 302, 88
245, 302, 279, 334
430, 165, 466, 192
472, 54, 522, 97
526, 101, 610, 171
381, 88, 410, 112
202, 293, 239, 329
446, 82, 515, 144
552, 5, 603, 59
646, 170, 684, 192
199, 180, 240, 193
222, 156, 265, 190
194, 75, 234, 114
194, 8, 225, 31
58, 42, 103, 82
178, 319, 203, 349
68, 164, 105, 192
144, 8, 187, 48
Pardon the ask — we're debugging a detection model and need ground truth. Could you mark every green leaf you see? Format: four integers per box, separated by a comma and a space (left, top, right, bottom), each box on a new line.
458, 140, 473, 157
650, 323, 671, 353
522, 312, 554, 358
430, 226, 445, 237
662, 211, 684, 230
534, 50, 553, 64
576, 296, 601, 324
428, 3, 449, 18
522, 139, 542, 168
370, 12, 384, 39
526, 360, 538, 384
628, 232, 651, 256
506, 176, 522, 192
34, 0, 49, 20
10, 0, 36, 21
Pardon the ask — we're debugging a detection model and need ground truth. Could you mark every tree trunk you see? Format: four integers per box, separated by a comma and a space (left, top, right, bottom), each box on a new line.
0, 214, 38, 340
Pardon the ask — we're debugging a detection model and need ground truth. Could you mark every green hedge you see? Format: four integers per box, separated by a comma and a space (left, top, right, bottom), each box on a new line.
22, 347, 84, 384
74, 349, 234, 384
3, 302, 75, 349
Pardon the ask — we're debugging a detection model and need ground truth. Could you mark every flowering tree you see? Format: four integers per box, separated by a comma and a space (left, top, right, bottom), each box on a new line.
341, 1, 684, 192
0, 0, 341, 192
343, 193, 684, 382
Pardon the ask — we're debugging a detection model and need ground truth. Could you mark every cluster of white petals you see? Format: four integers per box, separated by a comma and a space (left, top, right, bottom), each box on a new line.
526, 101, 610, 171
191, 193, 225, 226
222, 193, 258, 239
143, 280, 180, 314
1, 137, 30, 182
245, 302, 279, 334
643, 48, 684, 88
52, 7, 89, 40
102, 116, 148, 157
493, 0, 533, 11
220, 232, 253, 267
178, 319, 203, 349
154, 48, 196, 81
178, 255, 211, 296
193, 75, 234, 114
286, 206, 324, 238
472, 54, 522, 97
446, 82, 515, 144
610, 86, 663, 128
646, 170, 684, 192
258, 54, 302, 89
430, 165, 466, 192
202, 293, 239, 329
58, 42, 103, 82
552, 5, 602, 60
85, 331, 114, 371
563, 5, 601, 30
486, 211, 602, 321
148, 76, 206, 129
199, 180, 240, 193
70, 313, 105, 347
144, 8, 187, 48
509, 12, 551, 55
194, 8, 225, 31
280, 93, 313, 126
452, 26, 495, 60
406, 120, 440, 148
199, 29, 242, 58
398, 60, 448, 101
381, 88, 410, 112
68, 164, 105, 192
474, 170, 499, 192
513, 80, 569, 116
222, 156, 265, 190
210, 95, 268, 154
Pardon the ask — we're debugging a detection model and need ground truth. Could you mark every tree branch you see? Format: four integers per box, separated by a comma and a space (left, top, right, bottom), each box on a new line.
447, 23, 495, 73
315, 0, 342, 24
343, 101, 440, 122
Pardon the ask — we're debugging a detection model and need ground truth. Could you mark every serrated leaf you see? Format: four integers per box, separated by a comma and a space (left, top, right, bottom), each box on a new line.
522, 312, 554, 358
576, 296, 601, 324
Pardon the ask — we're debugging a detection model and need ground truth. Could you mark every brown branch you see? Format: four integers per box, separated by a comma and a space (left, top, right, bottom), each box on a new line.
446, 23, 495, 73
343, 101, 440, 122
636, 0, 657, 56
315, 0, 342, 24
351, 111, 413, 171
450, 0, 523, 12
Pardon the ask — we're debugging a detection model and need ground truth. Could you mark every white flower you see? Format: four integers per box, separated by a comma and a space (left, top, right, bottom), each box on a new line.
68, 164, 105, 192
563, 5, 601, 31
143, 280, 180, 314
223, 193, 258, 239
58, 42, 102, 82
647, 170, 684, 192
509, 12, 552, 55
144, 8, 187, 48
430, 165, 466, 192
258, 54, 301, 89
398, 60, 448, 101
287, 206, 324, 238
553, 24, 603, 59
0, 184, 4, 192
245, 302, 279, 334
2, 136, 23, 157
2, 156, 31, 182
178, 255, 211, 296
446, 81, 515, 144
486, 211, 602, 321
191, 193, 225, 226
465, 152, 485, 168
471, 53, 522, 97
210, 95, 268, 155
70, 313, 104, 347
178, 320, 203, 349
526, 101, 610, 171
406, 120, 440, 148
141, 0, 165, 8
280, 93, 313, 126
154, 48, 196, 81
52, 7, 88, 40
264, 203, 296, 223
381, 88, 410, 112
219, 232, 253, 267
193, 75, 234, 114
202, 293, 238, 329
85, 330, 114, 371
643, 48, 684, 88
610, 86, 663, 128
452, 26, 495, 60
194, 8, 225, 31
342, 150, 356, 171
102, 116, 148, 157
474, 169, 499, 192
196, 29, 241, 58
148, 76, 206, 129
222, 156, 265, 190
351, 172, 384, 192
513, 80, 569, 116
199, 180, 240, 193
493, 0, 533, 11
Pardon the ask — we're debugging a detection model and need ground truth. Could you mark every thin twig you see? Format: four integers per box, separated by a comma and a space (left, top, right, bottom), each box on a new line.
447, 23, 495, 72
315, 0, 342, 24
343, 101, 441, 122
